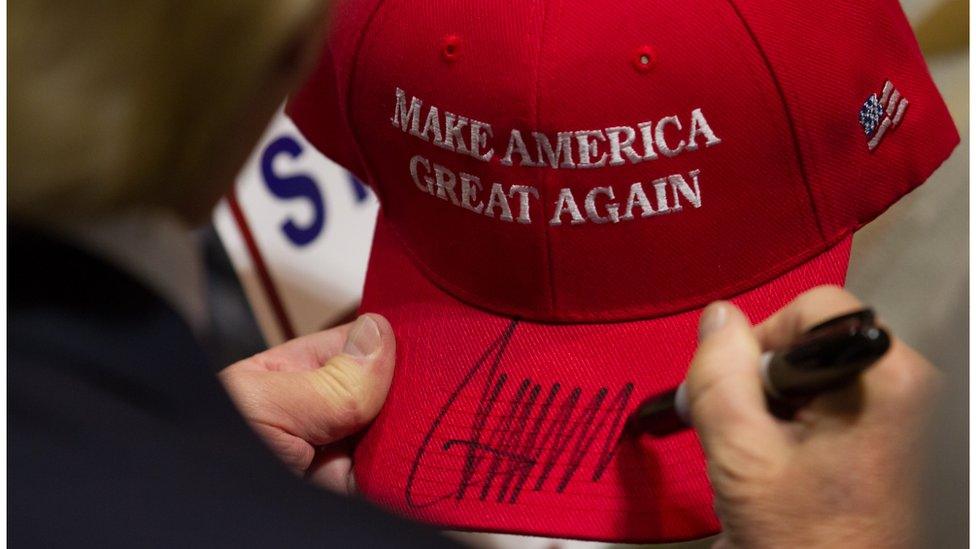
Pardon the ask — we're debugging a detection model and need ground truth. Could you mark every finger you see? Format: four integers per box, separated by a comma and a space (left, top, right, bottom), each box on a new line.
754, 287, 938, 428
799, 338, 940, 428
286, 313, 395, 444
307, 453, 354, 494
752, 287, 864, 426
307, 314, 396, 445
226, 320, 360, 374
221, 314, 396, 463
754, 285, 864, 351
864, 339, 941, 419
305, 440, 357, 495
686, 302, 789, 462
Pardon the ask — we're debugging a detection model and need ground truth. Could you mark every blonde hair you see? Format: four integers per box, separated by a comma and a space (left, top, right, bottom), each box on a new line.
10, 0, 324, 221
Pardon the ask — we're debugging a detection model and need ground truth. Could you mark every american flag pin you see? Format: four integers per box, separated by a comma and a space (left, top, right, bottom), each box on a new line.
860, 80, 909, 151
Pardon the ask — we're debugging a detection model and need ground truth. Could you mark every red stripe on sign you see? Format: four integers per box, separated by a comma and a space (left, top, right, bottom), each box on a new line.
225, 189, 297, 341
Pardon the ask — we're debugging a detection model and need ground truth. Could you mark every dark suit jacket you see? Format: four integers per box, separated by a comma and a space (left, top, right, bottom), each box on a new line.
9, 226, 454, 548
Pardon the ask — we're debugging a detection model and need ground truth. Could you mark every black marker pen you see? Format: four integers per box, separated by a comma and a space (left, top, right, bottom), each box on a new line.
627, 308, 891, 437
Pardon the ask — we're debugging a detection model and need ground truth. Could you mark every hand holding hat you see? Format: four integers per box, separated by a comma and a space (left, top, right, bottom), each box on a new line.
219, 314, 395, 494
687, 286, 940, 548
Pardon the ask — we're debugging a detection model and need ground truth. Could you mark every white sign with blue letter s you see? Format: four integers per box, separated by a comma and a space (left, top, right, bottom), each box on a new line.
214, 109, 379, 344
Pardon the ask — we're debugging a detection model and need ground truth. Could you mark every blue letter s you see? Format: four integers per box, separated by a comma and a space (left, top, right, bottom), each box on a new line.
261, 136, 325, 247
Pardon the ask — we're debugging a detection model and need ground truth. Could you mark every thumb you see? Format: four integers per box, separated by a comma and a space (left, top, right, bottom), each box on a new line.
300, 313, 396, 442
685, 302, 788, 466
224, 314, 396, 472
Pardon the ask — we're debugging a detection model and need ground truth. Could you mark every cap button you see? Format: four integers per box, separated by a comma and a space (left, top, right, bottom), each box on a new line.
441, 34, 461, 63
632, 45, 657, 73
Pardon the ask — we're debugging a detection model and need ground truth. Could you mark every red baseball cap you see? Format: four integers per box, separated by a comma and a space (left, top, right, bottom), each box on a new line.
287, 0, 957, 542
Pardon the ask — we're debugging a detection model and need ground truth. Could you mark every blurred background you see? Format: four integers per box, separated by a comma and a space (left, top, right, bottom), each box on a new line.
848, 1, 968, 548
202, 0, 969, 546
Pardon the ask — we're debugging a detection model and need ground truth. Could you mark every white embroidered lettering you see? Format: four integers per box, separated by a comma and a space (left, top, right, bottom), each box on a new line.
653, 178, 669, 211
686, 109, 721, 151
508, 185, 540, 224
420, 106, 444, 144
550, 188, 585, 226
575, 130, 608, 168
432, 163, 460, 205
668, 169, 702, 210
409, 155, 433, 194
484, 183, 514, 222
469, 119, 495, 162
620, 182, 656, 220
394, 88, 719, 169
392, 88, 423, 136
585, 187, 620, 224
394, 87, 714, 227
459, 172, 485, 213
501, 130, 539, 167
637, 121, 659, 161
441, 113, 470, 155
533, 131, 576, 169
655, 116, 686, 157
606, 126, 643, 167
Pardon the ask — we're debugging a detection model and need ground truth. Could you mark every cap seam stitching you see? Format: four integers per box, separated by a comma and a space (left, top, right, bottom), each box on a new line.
722, 0, 828, 243
536, 0, 557, 315
340, 0, 394, 210
386, 222, 852, 325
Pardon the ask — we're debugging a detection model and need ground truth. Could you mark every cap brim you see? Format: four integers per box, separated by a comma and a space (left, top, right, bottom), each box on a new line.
354, 213, 851, 543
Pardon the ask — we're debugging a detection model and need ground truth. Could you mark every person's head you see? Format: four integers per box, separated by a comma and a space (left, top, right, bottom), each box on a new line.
9, 0, 328, 225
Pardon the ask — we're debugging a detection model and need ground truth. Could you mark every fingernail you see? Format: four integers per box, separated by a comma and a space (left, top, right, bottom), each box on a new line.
343, 315, 380, 358
698, 302, 730, 342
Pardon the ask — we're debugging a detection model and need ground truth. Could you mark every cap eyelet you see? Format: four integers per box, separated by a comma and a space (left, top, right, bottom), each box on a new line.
632, 45, 657, 73
441, 35, 461, 63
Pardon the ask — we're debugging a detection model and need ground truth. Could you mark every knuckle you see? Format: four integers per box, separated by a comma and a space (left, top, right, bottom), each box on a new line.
795, 286, 863, 322
253, 424, 314, 472
876, 343, 940, 407
312, 359, 369, 426
687, 338, 755, 395
798, 285, 856, 304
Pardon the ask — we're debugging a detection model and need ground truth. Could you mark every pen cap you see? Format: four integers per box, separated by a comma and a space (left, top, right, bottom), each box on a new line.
766, 313, 892, 399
